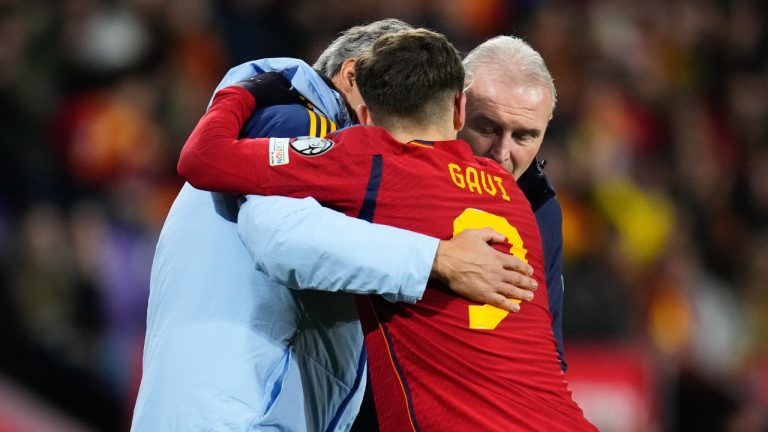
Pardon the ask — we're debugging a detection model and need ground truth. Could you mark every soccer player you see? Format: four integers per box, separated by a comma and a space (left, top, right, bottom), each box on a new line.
132, 19, 537, 432
182, 28, 596, 431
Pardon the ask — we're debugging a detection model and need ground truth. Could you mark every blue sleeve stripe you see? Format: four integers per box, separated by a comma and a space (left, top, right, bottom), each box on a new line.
379, 319, 421, 431
357, 155, 383, 223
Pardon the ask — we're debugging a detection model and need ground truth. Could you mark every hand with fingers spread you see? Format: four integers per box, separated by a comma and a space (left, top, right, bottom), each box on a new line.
430, 227, 538, 313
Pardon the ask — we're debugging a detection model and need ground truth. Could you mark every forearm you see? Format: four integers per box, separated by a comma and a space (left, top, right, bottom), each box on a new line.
238, 195, 436, 303
177, 86, 264, 193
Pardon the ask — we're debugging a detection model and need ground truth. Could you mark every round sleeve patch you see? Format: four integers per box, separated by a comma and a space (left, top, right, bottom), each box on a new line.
289, 136, 335, 156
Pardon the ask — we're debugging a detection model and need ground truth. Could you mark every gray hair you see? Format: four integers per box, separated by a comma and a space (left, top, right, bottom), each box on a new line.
314, 19, 414, 78
463, 36, 557, 116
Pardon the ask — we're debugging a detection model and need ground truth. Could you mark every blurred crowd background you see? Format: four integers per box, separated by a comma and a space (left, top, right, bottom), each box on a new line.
0, 0, 766, 431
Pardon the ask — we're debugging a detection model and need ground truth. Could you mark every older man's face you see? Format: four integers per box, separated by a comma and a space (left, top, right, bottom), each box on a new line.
459, 67, 553, 180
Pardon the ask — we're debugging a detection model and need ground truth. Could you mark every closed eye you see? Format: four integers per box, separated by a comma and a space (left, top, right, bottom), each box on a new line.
513, 129, 540, 142
468, 116, 502, 136
477, 126, 499, 135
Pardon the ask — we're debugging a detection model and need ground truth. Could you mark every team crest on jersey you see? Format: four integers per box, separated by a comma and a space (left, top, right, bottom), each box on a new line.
289, 136, 334, 156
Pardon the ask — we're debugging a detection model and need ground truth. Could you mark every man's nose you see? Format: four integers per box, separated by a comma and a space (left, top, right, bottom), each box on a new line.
489, 135, 513, 164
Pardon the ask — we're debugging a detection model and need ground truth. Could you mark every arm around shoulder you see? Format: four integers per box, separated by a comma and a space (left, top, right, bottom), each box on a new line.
177, 87, 264, 193
237, 194, 438, 303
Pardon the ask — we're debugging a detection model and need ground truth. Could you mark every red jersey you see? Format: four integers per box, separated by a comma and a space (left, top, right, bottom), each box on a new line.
184, 87, 596, 431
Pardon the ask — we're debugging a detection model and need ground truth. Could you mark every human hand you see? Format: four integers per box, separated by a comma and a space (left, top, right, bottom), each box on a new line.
236, 71, 299, 107
430, 228, 538, 312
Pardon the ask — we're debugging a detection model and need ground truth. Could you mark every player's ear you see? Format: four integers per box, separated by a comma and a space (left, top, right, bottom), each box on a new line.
454, 91, 466, 131
355, 103, 373, 126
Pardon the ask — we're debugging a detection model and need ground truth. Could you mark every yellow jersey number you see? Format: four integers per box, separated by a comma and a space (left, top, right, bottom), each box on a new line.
453, 208, 528, 330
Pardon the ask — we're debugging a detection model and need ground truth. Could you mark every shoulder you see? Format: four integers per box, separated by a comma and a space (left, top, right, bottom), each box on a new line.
536, 195, 562, 217
243, 104, 338, 138
218, 58, 350, 127
331, 125, 394, 142
517, 160, 556, 212
534, 195, 563, 231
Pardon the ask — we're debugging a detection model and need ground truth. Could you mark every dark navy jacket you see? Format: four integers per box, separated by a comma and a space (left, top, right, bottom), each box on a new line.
518, 160, 566, 371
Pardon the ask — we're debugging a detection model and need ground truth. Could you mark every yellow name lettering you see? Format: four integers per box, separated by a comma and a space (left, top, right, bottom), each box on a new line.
448, 163, 466, 189
465, 167, 481, 193
448, 163, 512, 203
481, 171, 497, 196
494, 176, 510, 202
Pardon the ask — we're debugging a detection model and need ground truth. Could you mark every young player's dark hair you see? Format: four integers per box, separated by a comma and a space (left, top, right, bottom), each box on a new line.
355, 29, 465, 128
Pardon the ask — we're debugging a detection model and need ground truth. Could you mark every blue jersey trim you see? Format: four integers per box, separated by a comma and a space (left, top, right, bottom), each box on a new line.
357, 155, 383, 222
381, 321, 421, 431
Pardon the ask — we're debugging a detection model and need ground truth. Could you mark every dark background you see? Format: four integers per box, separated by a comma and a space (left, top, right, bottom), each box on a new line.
0, 0, 766, 430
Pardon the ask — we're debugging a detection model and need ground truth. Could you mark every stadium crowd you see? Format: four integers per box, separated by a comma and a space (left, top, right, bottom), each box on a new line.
0, 0, 766, 430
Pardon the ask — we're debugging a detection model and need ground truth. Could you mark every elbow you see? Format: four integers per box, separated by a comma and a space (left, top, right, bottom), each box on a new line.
177, 147, 208, 189
176, 147, 194, 181
177, 145, 236, 193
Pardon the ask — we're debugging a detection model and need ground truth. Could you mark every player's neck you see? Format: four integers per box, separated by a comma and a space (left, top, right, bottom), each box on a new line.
388, 125, 457, 143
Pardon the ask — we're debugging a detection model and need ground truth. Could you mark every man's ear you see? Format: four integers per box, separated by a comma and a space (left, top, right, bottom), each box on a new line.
332, 58, 358, 95
355, 103, 372, 126
453, 92, 467, 131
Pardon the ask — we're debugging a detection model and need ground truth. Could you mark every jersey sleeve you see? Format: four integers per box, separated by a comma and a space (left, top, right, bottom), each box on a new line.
237, 195, 436, 303
178, 86, 267, 194
178, 86, 366, 206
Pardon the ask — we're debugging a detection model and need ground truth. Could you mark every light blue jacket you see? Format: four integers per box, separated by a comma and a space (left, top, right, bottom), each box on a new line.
131, 59, 437, 431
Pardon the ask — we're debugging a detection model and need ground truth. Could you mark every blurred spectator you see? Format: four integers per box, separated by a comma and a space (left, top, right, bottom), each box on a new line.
0, 0, 766, 430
